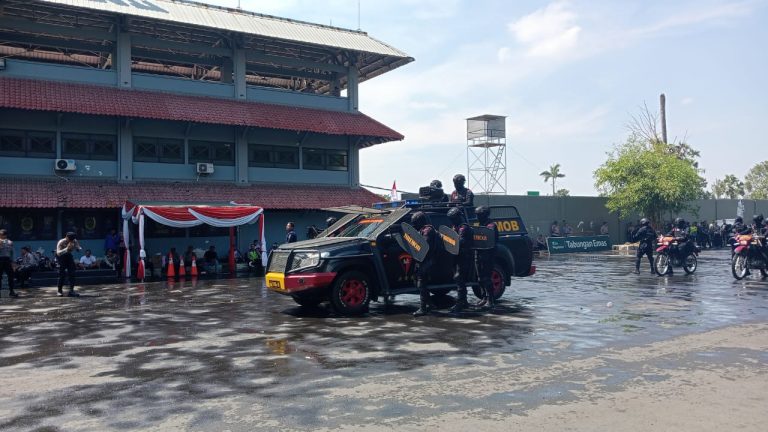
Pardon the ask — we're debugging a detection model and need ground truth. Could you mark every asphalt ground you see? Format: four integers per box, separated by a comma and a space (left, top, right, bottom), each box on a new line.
1, 249, 768, 431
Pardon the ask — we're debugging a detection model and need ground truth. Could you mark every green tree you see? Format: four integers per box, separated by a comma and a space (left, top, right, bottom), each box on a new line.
594, 136, 705, 224
711, 174, 744, 199
555, 188, 570, 197
744, 161, 768, 199
540, 163, 565, 196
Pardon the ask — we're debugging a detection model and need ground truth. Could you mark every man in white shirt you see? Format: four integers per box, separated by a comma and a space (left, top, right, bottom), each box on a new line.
78, 249, 99, 270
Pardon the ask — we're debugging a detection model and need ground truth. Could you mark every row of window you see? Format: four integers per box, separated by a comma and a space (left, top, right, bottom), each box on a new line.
0, 130, 117, 160
1, 129, 348, 171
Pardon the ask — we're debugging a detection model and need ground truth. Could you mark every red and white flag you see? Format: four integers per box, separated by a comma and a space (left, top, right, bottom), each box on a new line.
391, 181, 398, 201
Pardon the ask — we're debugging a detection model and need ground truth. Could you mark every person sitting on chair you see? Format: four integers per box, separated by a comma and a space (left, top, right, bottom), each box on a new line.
78, 249, 99, 270
15, 246, 39, 288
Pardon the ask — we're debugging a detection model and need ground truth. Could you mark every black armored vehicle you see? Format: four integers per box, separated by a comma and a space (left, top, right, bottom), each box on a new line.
266, 200, 535, 316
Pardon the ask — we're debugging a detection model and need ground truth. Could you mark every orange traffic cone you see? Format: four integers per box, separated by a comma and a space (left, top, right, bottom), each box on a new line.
178, 257, 186, 277
190, 255, 199, 277
167, 253, 176, 278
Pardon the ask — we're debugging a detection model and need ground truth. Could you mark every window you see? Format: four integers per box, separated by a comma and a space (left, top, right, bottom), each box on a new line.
134, 137, 184, 164
0, 210, 58, 241
62, 133, 117, 160
302, 148, 348, 171
188, 140, 235, 166
248, 144, 299, 169
0, 129, 55, 158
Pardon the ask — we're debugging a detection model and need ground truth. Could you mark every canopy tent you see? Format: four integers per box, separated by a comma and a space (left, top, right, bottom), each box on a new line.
121, 201, 266, 279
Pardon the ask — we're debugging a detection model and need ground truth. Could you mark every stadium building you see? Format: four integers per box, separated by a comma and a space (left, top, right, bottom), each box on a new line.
0, 0, 411, 260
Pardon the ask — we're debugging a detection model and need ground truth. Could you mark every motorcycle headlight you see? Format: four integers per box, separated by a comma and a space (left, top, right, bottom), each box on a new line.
289, 251, 320, 272
740, 240, 749, 245
663, 241, 670, 246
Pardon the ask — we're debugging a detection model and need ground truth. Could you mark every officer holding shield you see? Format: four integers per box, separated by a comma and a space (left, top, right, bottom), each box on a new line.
447, 207, 473, 314
475, 206, 498, 309
411, 211, 438, 317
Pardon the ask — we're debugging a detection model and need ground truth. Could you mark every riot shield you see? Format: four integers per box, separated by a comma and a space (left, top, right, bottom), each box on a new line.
438, 225, 460, 256
472, 226, 496, 250
394, 222, 430, 262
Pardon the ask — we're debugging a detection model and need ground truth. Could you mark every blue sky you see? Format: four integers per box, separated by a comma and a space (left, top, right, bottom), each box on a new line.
206, 0, 768, 196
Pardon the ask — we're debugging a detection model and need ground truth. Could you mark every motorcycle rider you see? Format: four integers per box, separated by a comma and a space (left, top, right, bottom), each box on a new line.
412, 211, 439, 317
665, 218, 690, 275
475, 206, 499, 309
447, 207, 474, 314
450, 174, 474, 207
632, 218, 656, 274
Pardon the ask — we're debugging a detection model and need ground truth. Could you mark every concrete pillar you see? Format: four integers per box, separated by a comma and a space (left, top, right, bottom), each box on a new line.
347, 66, 359, 111
118, 121, 133, 182
233, 49, 247, 100
116, 32, 132, 88
350, 139, 360, 186
236, 128, 249, 184
220, 57, 233, 84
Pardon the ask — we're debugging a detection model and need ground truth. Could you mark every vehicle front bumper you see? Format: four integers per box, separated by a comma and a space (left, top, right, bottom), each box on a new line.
265, 271, 337, 295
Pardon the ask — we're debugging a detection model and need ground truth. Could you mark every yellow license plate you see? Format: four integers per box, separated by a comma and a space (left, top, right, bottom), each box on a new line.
269, 280, 281, 289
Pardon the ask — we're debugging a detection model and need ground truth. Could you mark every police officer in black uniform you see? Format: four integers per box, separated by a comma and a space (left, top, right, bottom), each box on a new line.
475, 206, 498, 309
412, 211, 438, 317
450, 174, 474, 207
447, 207, 473, 314
632, 218, 656, 274
429, 180, 450, 203
326, 216, 338, 229
729, 216, 748, 255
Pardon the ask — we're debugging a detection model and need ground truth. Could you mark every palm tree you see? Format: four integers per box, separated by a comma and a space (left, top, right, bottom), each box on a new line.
540, 164, 566, 196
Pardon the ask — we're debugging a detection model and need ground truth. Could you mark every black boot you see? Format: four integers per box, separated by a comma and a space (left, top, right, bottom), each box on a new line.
57, 287, 64, 297
8, 289, 19, 298
413, 281, 430, 317
67, 289, 80, 297
449, 287, 468, 314
485, 286, 497, 309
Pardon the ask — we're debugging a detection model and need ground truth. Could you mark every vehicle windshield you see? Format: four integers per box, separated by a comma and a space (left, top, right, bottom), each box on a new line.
338, 216, 388, 238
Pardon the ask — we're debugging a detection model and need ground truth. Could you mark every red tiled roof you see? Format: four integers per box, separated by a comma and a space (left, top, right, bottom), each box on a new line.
0, 77, 403, 146
0, 178, 384, 210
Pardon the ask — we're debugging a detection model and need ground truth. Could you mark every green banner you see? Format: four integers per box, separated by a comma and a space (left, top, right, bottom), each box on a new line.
547, 235, 612, 254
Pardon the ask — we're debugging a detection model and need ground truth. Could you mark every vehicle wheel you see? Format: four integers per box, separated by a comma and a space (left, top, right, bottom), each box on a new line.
329, 270, 371, 316
654, 254, 670, 276
683, 254, 698, 274
732, 254, 748, 280
292, 292, 324, 308
471, 264, 508, 304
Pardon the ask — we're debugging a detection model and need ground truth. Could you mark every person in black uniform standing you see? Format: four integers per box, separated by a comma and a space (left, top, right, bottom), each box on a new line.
412, 211, 438, 317
475, 206, 498, 309
0, 229, 18, 298
447, 207, 474, 314
632, 218, 656, 274
450, 174, 474, 207
285, 222, 298, 243
55, 232, 81, 297
429, 180, 450, 203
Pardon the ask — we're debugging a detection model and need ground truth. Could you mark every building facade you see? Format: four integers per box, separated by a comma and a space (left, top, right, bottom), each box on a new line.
0, 0, 411, 259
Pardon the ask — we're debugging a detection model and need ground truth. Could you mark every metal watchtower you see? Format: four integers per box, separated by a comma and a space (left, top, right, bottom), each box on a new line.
466, 114, 507, 195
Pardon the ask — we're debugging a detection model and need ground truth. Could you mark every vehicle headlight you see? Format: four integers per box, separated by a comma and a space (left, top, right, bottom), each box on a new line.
290, 251, 320, 271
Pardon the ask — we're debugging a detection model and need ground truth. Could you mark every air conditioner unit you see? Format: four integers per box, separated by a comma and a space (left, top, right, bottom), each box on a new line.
55, 159, 77, 171
196, 162, 214, 174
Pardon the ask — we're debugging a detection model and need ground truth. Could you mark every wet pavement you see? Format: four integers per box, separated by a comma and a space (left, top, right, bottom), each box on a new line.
2, 249, 768, 431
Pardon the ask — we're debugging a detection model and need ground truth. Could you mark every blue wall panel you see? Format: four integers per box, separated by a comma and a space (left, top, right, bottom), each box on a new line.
133, 74, 235, 98
1, 59, 117, 86
246, 86, 348, 111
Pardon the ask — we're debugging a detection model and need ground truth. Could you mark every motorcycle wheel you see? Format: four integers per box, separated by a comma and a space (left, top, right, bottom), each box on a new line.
683, 254, 698, 274
731, 254, 748, 280
654, 254, 670, 276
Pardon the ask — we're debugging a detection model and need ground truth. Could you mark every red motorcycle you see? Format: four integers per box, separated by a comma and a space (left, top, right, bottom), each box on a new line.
731, 234, 768, 280
654, 235, 698, 275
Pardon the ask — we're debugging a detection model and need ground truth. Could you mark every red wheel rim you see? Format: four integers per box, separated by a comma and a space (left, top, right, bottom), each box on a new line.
340, 279, 366, 307
491, 270, 503, 296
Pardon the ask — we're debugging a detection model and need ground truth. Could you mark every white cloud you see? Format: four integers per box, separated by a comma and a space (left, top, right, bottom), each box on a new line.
631, 1, 756, 37
497, 46, 512, 63
507, 1, 581, 58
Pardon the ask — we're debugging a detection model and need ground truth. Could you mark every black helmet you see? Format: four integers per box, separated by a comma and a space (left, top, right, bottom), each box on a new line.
676, 218, 686, 229
753, 214, 764, 225
640, 218, 650, 227
447, 207, 463, 225
326, 216, 338, 227
410, 211, 429, 229
453, 173, 466, 188
735, 216, 743, 224
475, 206, 490, 224
430, 179, 443, 189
